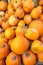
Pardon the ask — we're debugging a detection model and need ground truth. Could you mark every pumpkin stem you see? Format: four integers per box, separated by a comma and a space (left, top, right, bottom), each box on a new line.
2, 35, 5, 38
24, 52, 30, 57
0, 15, 2, 18
12, 28, 16, 30
12, 56, 16, 60
32, 0, 39, 7
23, 25, 27, 32
15, 1, 17, 3
15, 16, 18, 19
1, 44, 5, 48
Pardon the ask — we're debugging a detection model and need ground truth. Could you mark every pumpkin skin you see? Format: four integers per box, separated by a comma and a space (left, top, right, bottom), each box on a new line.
8, 39, 13, 46
25, 28, 39, 40
37, 52, 43, 63
0, 59, 5, 65
0, 20, 3, 26
14, 7, 24, 19
2, 21, 10, 30
22, 0, 34, 13
30, 6, 42, 19
31, 40, 43, 54
15, 26, 25, 36
0, 1, 7, 11
24, 14, 32, 25
5, 11, 9, 20
11, 36, 29, 55
11, 0, 22, 10
38, 0, 43, 6
6, 52, 21, 65
29, 20, 43, 36
10, 26, 17, 36
22, 50, 36, 65
0, 43, 9, 58
0, 32, 8, 43
18, 20, 25, 28
39, 14, 43, 21
8, 15, 19, 26
8, 3, 14, 16
5, 28, 15, 39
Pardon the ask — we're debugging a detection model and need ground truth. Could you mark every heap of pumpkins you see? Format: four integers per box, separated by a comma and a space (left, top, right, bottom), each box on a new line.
0, 0, 43, 65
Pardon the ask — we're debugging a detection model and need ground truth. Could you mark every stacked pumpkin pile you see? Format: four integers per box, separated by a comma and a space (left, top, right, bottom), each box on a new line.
0, 0, 43, 65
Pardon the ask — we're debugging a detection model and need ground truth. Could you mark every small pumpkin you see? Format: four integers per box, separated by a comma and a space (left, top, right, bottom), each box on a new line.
22, 50, 36, 65
25, 28, 39, 40
38, 0, 43, 6
11, 36, 30, 54
22, 0, 34, 13
6, 52, 21, 65
29, 20, 43, 36
14, 7, 24, 19
11, 0, 22, 10
0, 1, 7, 11
31, 40, 43, 54
2, 21, 10, 30
8, 15, 19, 26
8, 3, 14, 16
0, 32, 8, 43
30, 6, 42, 19
15, 26, 25, 36
5, 28, 15, 39
24, 14, 32, 25
37, 52, 43, 63
0, 42, 9, 58
5, 11, 9, 20
18, 20, 25, 28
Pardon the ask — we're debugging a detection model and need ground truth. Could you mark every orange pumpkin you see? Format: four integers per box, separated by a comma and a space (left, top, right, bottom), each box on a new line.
8, 15, 19, 26
11, 36, 29, 54
29, 20, 43, 36
5, 28, 15, 39
15, 26, 25, 36
31, 40, 43, 54
22, 0, 34, 13
0, 32, 8, 43
11, 0, 22, 10
30, 6, 42, 19
37, 52, 43, 62
38, 0, 43, 6
18, 20, 25, 27
8, 3, 14, 16
25, 28, 39, 40
8, 39, 13, 46
0, 42, 9, 58
22, 50, 36, 65
14, 7, 24, 19
2, 21, 10, 30
5, 11, 9, 20
24, 14, 32, 25
6, 52, 21, 65
0, 1, 7, 11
